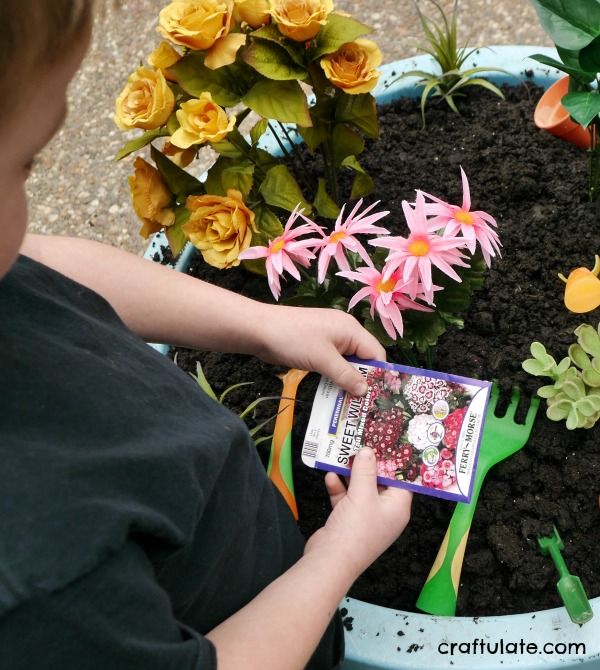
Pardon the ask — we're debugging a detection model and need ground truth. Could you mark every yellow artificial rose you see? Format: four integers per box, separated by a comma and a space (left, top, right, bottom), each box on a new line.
158, 0, 246, 69
148, 41, 182, 81
234, 0, 271, 28
115, 67, 175, 130
319, 38, 382, 94
163, 140, 197, 168
170, 92, 236, 149
128, 157, 175, 239
269, 0, 333, 42
184, 189, 257, 269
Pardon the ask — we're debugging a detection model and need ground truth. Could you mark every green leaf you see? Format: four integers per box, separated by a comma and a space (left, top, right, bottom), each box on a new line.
403, 310, 448, 354
529, 53, 596, 84
583, 367, 600, 387
530, 341, 548, 360
211, 139, 244, 158
546, 398, 572, 421
313, 178, 341, 218
165, 205, 191, 257
250, 118, 268, 145
297, 123, 326, 151
203, 155, 230, 195
341, 155, 374, 199
584, 392, 600, 410
576, 323, 600, 356
560, 378, 586, 401
556, 356, 572, 375
562, 91, 600, 128
169, 54, 246, 107
255, 204, 284, 238
259, 164, 312, 213
220, 381, 254, 404
438, 311, 464, 328
150, 145, 204, 200
538, 384, 560, 398
566, 408, 583, 429
243, 39, 308, 80
221, 163, 254, 198
569, 342, 591, 369
529, 0, 600, 50
332, 124, 364, 166
522, 358, 549, 377
310, 13, 373, 60
190, 361, 218, 400
243, 79, 311, 126
335, 93, 379, 139
115, 129, 168, 161
250, 23, 306, 66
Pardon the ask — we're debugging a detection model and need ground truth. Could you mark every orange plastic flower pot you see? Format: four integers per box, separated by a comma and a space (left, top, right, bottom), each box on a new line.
534, 76, 591, 150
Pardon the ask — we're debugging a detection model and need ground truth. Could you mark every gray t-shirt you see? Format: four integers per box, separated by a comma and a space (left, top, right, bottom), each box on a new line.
0, 255, 342, 669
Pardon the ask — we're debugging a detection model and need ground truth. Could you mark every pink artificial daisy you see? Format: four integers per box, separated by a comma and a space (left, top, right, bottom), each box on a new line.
313, 199, 390, 283
338, 263, 432, 339
421, 166, 501, 267
238, 206, 322, 300
370, 191, 468, 304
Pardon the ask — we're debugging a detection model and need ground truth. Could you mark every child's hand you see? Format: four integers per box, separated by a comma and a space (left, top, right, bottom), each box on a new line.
256, 305, 386, 397
304, 447, 412, 577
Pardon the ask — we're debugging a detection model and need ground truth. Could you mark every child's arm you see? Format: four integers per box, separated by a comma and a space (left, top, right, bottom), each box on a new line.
206, 447, 411, 670
22, 234, 385, 395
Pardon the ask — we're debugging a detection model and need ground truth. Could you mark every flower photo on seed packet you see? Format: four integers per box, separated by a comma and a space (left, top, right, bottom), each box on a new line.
357, 369, 474, 491
303, 359, 490, 502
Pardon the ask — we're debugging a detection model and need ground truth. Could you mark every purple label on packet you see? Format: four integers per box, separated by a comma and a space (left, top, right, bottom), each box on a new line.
328, 391, 345, 434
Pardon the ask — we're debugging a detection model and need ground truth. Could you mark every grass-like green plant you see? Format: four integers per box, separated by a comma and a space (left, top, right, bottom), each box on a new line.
189, 360, 279, 446
397, 0, 505, 125
522, 324, 600, 429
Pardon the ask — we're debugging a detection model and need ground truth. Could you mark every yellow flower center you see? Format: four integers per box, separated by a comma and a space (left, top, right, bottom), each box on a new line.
376, 278, 396, 293
408, 238, 430, 256
455, 210, 474, 225
270, 238, 286, 253
329, 230, 347, 244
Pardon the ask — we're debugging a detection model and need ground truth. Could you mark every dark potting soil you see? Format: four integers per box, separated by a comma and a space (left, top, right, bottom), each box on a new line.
170, 82, 600, 616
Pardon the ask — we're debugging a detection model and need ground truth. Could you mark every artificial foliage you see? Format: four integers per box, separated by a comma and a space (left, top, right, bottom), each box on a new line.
522, 324, 600, 429
115, 0, 383, 261
530, 0, 600, 201
394, 0, 505, 125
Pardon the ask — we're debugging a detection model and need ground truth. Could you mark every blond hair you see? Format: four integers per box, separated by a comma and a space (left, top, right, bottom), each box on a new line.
0, 0, 95, 115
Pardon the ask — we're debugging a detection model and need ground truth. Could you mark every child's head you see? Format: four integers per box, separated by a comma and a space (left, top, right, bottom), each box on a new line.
0, 0, 95, 279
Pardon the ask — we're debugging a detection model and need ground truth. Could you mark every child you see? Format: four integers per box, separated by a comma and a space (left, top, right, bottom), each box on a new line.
0, 2, 412, 668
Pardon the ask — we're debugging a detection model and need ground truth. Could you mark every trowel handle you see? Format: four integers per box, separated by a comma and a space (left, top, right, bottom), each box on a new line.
267, 370, 308, 521
416, 479, 482, 616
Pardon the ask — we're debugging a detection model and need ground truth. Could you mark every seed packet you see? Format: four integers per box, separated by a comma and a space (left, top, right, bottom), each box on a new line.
302, 357, 491, 502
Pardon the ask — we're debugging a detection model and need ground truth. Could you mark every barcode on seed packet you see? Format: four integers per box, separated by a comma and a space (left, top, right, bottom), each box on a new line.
302, 357, 491, 503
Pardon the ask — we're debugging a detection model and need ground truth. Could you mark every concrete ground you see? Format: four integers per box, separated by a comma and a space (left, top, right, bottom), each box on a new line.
27, 0, 551, 254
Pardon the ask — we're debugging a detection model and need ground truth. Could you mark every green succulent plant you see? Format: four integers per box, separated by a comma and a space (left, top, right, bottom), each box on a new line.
522, 324, 600, 429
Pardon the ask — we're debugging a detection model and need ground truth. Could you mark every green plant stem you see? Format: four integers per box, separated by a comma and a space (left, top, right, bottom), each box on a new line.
308, 62, 340, 206
268, 121, 293, 160
396, 345, 420, 367
276, 121, 313, 195
589, 121, 600, 203
323, 136, 340, 205
227, 133, 268, 182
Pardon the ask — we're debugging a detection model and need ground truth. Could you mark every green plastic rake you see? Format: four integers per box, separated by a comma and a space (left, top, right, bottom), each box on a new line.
416, 384, 539, 616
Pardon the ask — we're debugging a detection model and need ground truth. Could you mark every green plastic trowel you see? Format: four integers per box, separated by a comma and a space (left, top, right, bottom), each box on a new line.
538, 526, 593, 625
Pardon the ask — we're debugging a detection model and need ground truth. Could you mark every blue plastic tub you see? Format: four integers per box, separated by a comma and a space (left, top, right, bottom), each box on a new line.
144, 45, 600, 669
